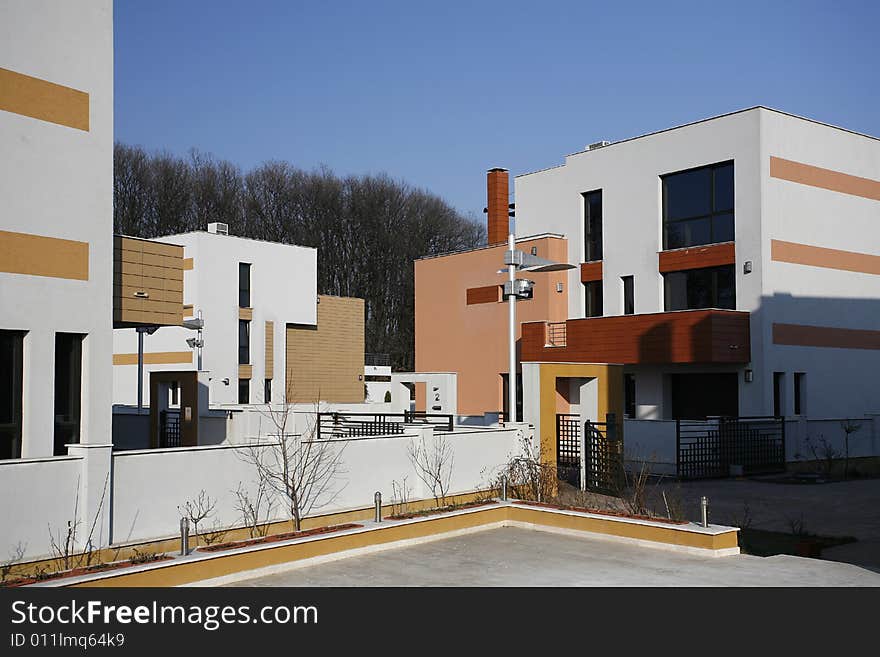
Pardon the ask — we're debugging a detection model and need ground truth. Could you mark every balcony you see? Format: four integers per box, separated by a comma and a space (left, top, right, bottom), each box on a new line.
521, 309, 750, 365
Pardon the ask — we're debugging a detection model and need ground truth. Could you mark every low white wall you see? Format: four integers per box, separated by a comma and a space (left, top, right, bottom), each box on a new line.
0, 456, 83, 560
111, 444, 282, 545
623, 419, 677, 474
785, 416, 879, 463
108, 425, 525, 545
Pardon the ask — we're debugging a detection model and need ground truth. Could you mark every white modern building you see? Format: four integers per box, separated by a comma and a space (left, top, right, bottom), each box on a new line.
515, 107, 880, 422
0, 0, 114, 460
113, 224, 318, 409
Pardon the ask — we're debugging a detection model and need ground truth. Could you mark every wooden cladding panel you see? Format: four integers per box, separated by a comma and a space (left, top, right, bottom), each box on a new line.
521, 310, 750, 365
113, 351, 193, 366
239, 364, 253, 380
113, 236, 185, 326
286, 296, 365, 403
580, 261, 603, 282
466, 285, 501, 305
239, 307, 253, 321
265, 321, 275, 379
658, 242, 735, 273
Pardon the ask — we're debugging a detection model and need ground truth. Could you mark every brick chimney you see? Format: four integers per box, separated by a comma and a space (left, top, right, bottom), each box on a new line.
486, 168, 509, 245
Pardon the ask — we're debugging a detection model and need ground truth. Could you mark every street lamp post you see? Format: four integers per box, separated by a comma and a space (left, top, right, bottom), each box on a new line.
501, 233, 575, 423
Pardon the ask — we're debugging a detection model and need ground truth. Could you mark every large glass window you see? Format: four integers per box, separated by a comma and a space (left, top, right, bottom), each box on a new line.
239, 262, 251, 308
0, 331, 24, 460
662, 161, 734, 249
582, 190, 602, 262
238, 379, 250, 404
239, 320, 250, 365
583, 280, 603, 317
664, 265, 736, 311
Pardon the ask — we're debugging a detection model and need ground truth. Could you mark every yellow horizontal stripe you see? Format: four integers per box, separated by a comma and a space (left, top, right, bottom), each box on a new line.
113, 351, 193, 366
0, 229, 88, 280
0, 66, 89, 131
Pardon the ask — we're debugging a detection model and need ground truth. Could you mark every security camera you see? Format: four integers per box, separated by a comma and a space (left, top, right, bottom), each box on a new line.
186, 337, 197, 348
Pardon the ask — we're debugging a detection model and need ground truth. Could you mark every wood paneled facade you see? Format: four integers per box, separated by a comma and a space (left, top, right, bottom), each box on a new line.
113, 236, 185, 327
658, 242, 735, 273
521, 309, 750, 365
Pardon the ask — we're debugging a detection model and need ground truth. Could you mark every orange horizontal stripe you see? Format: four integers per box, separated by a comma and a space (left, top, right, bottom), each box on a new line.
773, 323, 880, 350
0, 66, 89, 131
113, 351, 193, 366
771, 240, 880, 276
770, 156, 880, 202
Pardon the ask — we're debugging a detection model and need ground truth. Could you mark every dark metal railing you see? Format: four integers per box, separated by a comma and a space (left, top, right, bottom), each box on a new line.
317, 411, 453, 440
555, 413, 623, 494
365, 353, 391, 367
160, 409, 181, 448
547, 322, 567, 347
676, 416, 785, 480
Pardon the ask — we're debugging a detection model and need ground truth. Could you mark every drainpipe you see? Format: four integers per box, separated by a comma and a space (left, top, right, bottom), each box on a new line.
507, 232, 516, 424
137, 329, 144, 414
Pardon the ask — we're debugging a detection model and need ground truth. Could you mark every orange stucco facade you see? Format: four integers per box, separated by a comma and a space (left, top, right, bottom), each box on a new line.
415, 235, 569, 416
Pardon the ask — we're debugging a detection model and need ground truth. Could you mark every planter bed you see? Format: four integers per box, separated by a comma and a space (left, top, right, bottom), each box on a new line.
386, 500, 497, 521
512, 500, 688, 525
3, 555, 171, 588
197, 523, 363, 553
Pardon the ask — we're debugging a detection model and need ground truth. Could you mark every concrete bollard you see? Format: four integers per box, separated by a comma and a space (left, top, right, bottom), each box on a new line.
501, 475, 508, 501
701, 496, 709, 528
180, 517, 190, 555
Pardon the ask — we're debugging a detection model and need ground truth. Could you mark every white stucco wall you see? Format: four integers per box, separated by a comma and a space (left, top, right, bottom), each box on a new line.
113, 231, 318, 407
759, 111, 880, 419
0, 1, 114, 456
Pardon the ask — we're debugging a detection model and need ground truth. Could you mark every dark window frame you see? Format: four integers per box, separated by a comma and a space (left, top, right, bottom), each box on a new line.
264, 378, 272, 404
582, 189, 603, 262
624, 374, 636, 419
622, 276, 634, 315
0, 330, 24, 460
794, 372, 805, 416
662, 160, 734, 250
239, 262, 251, 308
663, 264, 736, 311
238, 378, 250, 404
239, 319, 250, 365
54, 333, 83, 456
583, 280, 603, 318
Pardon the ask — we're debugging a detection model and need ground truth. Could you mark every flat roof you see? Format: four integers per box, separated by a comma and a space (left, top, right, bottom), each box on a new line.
518, 106, 880, 179
416, 232, 566, 262
155, 229, 317, 251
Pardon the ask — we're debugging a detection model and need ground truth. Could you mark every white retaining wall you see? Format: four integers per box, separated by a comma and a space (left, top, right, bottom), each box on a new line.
0, 456, 84, 560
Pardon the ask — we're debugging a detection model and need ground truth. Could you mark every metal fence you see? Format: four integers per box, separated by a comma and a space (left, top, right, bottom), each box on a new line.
364, 353, 391, 367
556, 414, 580, 486
159, 410, 181, 448
555, 413, 623, 494
677, 416, 785, 479
317, 412, 453, 440
547, 322, 567, 347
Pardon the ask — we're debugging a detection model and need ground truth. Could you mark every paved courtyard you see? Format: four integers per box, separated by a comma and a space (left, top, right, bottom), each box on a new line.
660, 477, 880, 571
225, 527, 880, 587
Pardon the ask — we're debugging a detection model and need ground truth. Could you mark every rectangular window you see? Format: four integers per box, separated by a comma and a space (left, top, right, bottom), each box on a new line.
663, 265, 736, 311
662, 161, 734, 250
583, 190, 602, 262
239, 262, 251, 308
773, 372, 785, 417
794, 372, 805, 415
54, 333, 83, 456
622, 276, 634, 315
624, 374, 636, 419
264, 378, 272, 404
0, 330, 24, 460
238, 379, 250, 404
583, 280, 603, 317
239, 320, 250, 365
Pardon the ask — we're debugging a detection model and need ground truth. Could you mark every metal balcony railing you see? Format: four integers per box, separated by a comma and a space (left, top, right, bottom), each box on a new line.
546, 322, 567, 347
365, 353, 391, 367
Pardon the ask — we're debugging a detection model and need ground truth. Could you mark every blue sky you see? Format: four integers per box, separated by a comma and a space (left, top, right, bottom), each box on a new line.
114, 0, 879, 220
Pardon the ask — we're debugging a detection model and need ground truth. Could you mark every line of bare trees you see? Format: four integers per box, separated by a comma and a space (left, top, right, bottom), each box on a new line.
114, 143, 485, 370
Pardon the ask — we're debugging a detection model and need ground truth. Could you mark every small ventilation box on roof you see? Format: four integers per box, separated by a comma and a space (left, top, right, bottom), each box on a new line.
207, 222, 228, 235
587, 140, 611, 150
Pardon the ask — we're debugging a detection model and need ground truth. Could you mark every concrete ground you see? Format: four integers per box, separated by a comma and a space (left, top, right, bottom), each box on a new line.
225, 527, 880, 587
655, 477, 880, 571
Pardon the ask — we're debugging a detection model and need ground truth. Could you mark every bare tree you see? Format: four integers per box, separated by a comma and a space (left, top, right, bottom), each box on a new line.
407, 433, 455, 507
840, 420, 863, 480
232, 480, 276, 538
241, 400, 346, 532
48, 473, 110, 571
1, 543, 27, 585
178, 490, 217, 548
